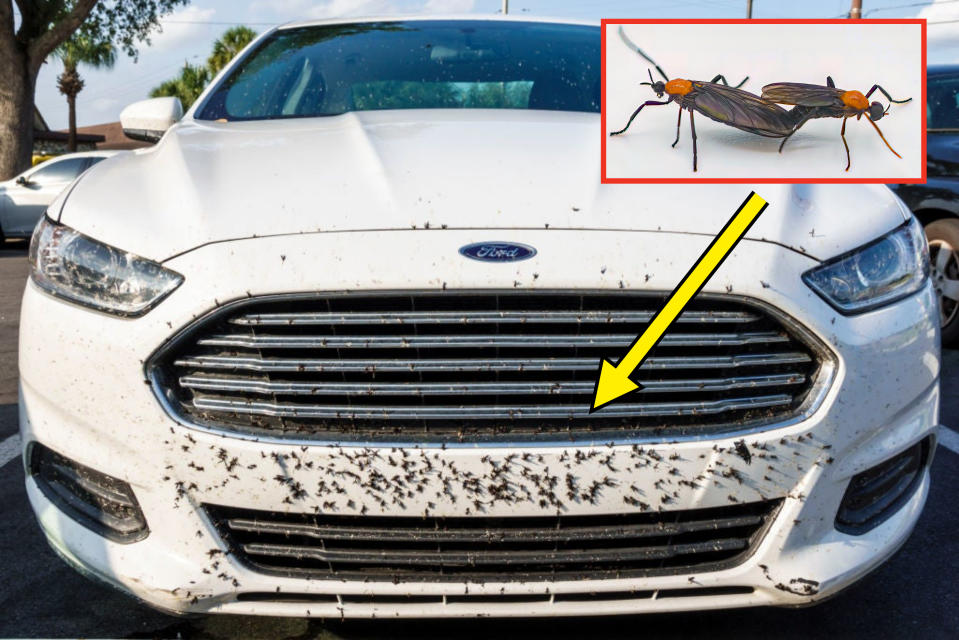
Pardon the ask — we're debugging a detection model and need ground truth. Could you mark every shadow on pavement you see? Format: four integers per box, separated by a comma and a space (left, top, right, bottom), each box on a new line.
0, 238, 29, 254
0, 403, 17, 438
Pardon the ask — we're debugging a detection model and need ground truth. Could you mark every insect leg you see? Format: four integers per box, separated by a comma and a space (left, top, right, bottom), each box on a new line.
841, 117, 851, 172
689, 108, 698, 172
672, 107, 683, 148
779, 130, 797, 153
709, 74, 750, 88
779, 109, 814, 153
864, 84, 912, 104
609, 100, 670, 136
866, 116, 903, 159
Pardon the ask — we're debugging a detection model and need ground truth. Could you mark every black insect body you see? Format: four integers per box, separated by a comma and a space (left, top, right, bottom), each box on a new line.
610, 67, 804, 172
609, 26, 810, 171
761, 76, 912, 170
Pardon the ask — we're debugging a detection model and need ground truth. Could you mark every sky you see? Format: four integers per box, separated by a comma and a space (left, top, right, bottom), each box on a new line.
25, 0, 959, 130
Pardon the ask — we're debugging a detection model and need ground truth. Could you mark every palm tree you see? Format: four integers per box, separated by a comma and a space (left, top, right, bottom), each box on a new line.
207, 26, 257, 76
148, 27, 256, 112
150, 62, 211, 110
55, 34, 116, 152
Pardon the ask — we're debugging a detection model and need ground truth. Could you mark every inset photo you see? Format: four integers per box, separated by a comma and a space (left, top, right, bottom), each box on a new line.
602, 19, 925, 183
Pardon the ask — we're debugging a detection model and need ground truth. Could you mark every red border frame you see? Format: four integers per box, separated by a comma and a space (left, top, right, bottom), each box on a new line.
600, 19, 927, 184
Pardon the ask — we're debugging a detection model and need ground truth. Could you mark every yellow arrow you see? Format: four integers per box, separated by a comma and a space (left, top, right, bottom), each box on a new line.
591, 192, 769, 412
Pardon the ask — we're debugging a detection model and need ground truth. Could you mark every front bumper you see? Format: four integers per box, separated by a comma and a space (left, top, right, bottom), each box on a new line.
18, 229, 941, 617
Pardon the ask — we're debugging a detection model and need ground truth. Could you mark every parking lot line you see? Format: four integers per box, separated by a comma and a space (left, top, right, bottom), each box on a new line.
0, 433, 20, 468
939, 425, 959, 455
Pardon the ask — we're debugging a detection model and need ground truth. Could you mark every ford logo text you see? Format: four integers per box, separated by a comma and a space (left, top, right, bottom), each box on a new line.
458, 242, 537, 263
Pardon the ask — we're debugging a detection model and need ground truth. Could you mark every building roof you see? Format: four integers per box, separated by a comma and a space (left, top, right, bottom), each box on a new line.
56, 121, 152, 150
34, 129, 105, 144
33, 107, 105, 144
34, 107, 49, 132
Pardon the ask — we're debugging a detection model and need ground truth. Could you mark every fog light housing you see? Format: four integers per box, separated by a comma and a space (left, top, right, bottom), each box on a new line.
29, 443, 148, 543
835, 438, 930, 535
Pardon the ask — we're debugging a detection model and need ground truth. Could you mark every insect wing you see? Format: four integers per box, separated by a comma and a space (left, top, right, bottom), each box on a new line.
692, 82, 795, 137
761, 83, 843, 107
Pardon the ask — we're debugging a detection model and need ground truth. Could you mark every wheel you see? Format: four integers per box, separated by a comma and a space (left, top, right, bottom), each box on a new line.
925, 218, 959, 347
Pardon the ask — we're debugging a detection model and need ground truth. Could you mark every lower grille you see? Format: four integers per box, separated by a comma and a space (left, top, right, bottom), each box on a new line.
206, 500, 781, 582
150, 291, 826, 441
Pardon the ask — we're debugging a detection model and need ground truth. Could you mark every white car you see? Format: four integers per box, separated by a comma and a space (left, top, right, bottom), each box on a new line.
0, 151, 121, 240
20, 16, 940, 619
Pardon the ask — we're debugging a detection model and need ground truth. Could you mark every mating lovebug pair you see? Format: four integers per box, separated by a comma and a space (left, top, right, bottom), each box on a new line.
762, 77, 912, 171
609, 27, 912, 172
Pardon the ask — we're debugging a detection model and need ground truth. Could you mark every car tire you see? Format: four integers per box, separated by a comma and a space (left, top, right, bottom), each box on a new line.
925, 218, 959, 347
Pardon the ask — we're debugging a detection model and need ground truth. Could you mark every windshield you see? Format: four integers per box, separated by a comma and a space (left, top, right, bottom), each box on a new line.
928, 72, 959, 130
196, 20, 600, 121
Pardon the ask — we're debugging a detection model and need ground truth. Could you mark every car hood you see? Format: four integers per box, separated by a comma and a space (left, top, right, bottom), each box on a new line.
56, 109, 908, 263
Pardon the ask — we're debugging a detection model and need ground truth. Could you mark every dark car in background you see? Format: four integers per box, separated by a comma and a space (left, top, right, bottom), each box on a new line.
891, 64, 959, 345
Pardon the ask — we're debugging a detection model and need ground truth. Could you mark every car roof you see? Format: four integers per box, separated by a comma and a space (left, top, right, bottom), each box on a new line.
928, 64, 959, 76
278, 14, 598, 30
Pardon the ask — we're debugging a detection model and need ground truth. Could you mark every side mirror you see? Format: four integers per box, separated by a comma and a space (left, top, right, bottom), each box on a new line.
120, 97, 183, 143
15, 176, 30, 186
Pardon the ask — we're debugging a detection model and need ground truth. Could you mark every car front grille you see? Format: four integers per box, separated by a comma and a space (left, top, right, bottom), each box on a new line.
206, 499, 781, 582
148, 291, 825, 441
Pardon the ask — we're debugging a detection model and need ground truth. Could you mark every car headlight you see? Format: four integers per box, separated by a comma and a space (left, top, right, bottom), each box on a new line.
29, 216, 183, 317
802, 218, 929, 314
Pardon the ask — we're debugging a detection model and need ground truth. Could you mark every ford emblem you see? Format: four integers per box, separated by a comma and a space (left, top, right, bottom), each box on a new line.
459, 242, 537, 263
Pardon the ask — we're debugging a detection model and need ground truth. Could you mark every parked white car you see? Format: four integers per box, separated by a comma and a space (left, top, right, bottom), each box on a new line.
0, 151, 121, 240
19, 16, 939, 619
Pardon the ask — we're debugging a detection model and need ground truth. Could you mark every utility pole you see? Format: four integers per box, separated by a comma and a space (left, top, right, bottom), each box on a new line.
746, 0, 753, 18
502, 0, 508, 14
849, 0, 862, 19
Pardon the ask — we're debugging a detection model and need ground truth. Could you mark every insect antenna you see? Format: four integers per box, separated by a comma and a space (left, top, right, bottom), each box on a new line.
865, 84, 912, 104
640, 69, 655, 86
618, 25, 669, 81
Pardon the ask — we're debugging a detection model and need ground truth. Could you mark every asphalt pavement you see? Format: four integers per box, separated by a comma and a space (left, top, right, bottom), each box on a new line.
0, 238, 956, 639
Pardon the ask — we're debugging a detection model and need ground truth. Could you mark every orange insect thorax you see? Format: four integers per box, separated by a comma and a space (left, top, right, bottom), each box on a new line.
665, 79, 693, 96
841, 90, 869, 111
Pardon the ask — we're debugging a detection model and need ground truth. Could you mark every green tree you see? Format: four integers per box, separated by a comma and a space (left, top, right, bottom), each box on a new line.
55, 30, 116, 152
0, 0, 188, 180
150, 62, 210, 109
207, 25, 256, 76
149, 26, 257, 112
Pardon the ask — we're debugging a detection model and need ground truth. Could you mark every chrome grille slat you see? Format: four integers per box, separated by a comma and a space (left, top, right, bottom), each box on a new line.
230, 309, 760, 326
241, 538, 750, 566
172, 352, 812, 373
151, 292, 822, 440
190, 393, 794, 420
224, 513, 765, 543
197, 331, 789, 350
179, 373, 805, 396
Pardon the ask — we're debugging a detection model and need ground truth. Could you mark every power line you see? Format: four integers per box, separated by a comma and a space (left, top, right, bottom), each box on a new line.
864, 0, 959, 16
